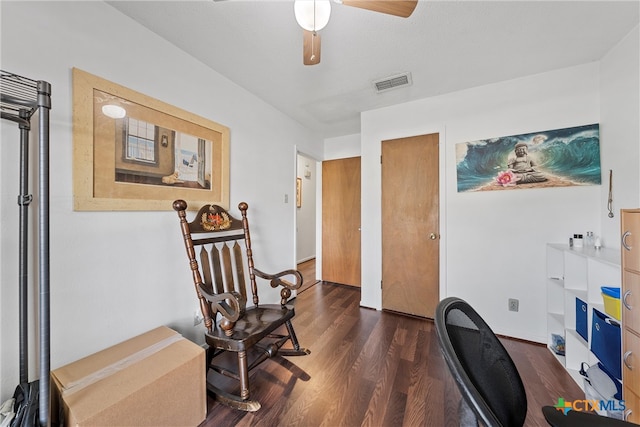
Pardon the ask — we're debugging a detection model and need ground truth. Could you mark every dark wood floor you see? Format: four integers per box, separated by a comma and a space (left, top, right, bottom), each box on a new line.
297, 258, 319, 294
200, 283, 584, 426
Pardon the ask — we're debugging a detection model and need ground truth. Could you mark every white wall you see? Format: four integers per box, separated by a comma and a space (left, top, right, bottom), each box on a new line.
362, 63, 607, 343
600, 25, 640, 246
324, 133, 361, 160
0, 1, 322, 400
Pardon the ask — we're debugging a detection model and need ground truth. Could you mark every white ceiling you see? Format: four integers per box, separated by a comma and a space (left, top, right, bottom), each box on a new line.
108, 0, 639, 139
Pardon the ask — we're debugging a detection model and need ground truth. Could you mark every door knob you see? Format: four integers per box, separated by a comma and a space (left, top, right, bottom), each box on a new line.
429, 233, 438, 240
624, 290, 633, 311
624, 350, 633, 370
623, 231, 633, 251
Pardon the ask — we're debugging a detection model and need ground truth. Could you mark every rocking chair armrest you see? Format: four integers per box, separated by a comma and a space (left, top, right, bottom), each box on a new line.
197, 284, 246, 322
254, 268, 303, 291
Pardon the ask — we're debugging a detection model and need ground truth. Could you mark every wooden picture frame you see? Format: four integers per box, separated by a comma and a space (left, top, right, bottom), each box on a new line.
296, 177, 302, 208
72, 68, 230, 211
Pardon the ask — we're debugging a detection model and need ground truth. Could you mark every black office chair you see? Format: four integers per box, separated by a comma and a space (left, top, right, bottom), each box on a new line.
435, 297, 634, 427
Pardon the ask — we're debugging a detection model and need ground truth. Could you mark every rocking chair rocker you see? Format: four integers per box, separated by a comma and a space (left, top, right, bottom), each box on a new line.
173, 200, 310, 411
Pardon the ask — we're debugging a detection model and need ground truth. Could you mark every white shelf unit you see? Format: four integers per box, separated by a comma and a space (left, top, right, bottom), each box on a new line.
546, 243, 621, 390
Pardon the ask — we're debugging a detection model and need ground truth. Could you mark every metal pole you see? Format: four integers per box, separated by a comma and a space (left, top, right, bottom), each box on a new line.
18, 109, 32, 385
37, 80, 51, 427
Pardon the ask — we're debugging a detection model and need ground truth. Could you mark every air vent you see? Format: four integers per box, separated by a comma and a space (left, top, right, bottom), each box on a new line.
373, 72, 412, 93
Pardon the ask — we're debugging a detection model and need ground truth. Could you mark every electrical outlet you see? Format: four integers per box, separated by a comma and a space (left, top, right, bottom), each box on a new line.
508, 298, 519, 312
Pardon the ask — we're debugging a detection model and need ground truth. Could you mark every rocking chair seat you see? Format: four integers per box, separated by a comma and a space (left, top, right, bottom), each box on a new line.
206, 305, 296, 352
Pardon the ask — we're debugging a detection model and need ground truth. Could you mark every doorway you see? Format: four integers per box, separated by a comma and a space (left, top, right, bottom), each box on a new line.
296, 153, 319, 292
381, 133, 439, 318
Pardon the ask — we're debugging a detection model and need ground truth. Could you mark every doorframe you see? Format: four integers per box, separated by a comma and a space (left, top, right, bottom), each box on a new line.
293, 148, 322, 282
380, 132, 443, 318
359, 126, 447, 311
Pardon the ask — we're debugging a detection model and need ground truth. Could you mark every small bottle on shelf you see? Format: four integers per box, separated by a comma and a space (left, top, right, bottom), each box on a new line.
573, 234, 583, 248
585, 231, 594, 248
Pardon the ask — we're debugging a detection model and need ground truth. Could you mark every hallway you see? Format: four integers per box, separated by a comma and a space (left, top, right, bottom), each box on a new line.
297, 258, 319, 293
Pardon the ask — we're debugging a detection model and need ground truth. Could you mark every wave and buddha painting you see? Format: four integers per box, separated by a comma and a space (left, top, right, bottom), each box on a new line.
456, 124, 601, 193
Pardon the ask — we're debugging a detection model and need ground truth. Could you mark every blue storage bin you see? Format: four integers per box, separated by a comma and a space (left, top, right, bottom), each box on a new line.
575, 297, 588, 341
590, 308, 621, 380
602, 286, 621, 299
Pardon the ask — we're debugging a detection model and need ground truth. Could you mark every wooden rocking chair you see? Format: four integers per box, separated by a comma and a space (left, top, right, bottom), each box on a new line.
173, 200, 310, 412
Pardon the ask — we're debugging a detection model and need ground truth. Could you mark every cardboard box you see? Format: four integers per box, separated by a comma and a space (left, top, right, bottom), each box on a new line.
51, 326, 206, 426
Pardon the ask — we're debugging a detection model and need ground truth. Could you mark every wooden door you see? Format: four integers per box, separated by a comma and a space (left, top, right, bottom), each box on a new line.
381, 134, 439, 318
322, 157, 361, 287
622, 210, 640, 273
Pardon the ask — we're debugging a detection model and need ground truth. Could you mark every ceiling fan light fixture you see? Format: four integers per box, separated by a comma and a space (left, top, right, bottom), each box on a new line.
294, 0, 331, 32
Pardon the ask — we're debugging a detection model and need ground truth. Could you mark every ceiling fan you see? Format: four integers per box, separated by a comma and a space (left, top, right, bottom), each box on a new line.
295, 0, 418, 65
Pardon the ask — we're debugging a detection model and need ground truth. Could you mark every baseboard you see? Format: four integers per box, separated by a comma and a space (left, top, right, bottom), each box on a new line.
297, 256, 316, 264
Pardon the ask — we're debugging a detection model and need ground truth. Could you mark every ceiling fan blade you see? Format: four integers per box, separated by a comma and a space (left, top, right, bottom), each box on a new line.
303, 30, 321, 66
341, 0, 417, 18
